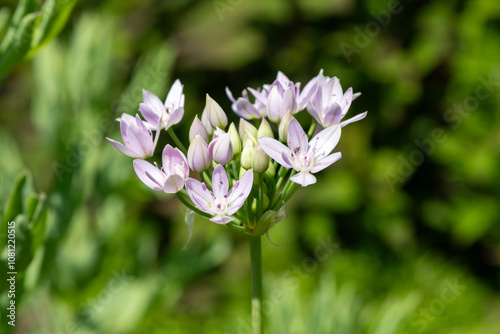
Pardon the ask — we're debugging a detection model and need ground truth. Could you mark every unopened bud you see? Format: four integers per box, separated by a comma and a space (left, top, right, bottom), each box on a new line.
240, 139, 255, 169
203, 94, 228, 129
228, 123, 241, 155
239, 166, 248, 179
278, 111, 293, 142
188, 135, 211, 172
189, 115, 209, 142
251, 145, 269, 173
209, 128, 233, 165
201, 109, 213, 135
239, 118, 257, 144
257, 118, 274, 139
264, 160, 276, 177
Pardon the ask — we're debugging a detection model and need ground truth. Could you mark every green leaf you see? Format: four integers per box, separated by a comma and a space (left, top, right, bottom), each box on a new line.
25, 194, 39, 222
0, 0, 39, 52
0, 8, 11, 40
0, 12, 39, 80
28, 0, 78, 57
2, 170, 27, 226
30, 193, 47, 253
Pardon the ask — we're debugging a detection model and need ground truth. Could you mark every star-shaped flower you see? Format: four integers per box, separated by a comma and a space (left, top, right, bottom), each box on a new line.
258, 118, 342, 187
185, 165, 253, 224
139, 79, 185, 131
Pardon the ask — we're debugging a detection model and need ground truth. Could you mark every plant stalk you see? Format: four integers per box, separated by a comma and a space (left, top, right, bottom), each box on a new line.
248, 235, 264, 334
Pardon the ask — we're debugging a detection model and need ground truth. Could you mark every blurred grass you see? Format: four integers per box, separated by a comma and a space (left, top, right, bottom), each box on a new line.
0, 0, 499, 333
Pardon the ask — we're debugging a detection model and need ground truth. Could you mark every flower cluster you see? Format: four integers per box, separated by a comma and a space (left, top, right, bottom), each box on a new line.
107, 70, 366, 235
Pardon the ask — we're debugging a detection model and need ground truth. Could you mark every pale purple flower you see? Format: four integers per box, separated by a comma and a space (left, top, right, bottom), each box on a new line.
306, 70, 366, 128
226, 87, 263, 120
266, 80, 297, 123
185, 165, 254, 224
133, 145, 189, 193
208, 128, 234, 165
138, 79, 185, 131
107, 114, 157, 159
258, 118, 342, 187
188, 135, 211, 172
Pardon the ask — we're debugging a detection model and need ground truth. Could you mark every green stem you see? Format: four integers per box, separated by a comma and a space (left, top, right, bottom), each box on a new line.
167, 128, 187, 153
248, 235, 264, 334
307, 121, 317, 138
271, 170, 296, 210
202, 171, 213, 188
226, 220, 252, 233
175, 192, 212, 219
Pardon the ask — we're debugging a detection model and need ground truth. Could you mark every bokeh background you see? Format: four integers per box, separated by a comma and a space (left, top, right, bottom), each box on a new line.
1, 0, 499, 333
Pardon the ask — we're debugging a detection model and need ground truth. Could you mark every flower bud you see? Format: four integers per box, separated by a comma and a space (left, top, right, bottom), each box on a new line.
188, 135, 211, 172
239, 118, 257, 144
203, 94, 228, 129
240, 138, 255, 169
189, 115, 209, 142
228, 122, 241, 155
257, 118, 274, 139
278, 111, 293, 142
250, 144, 269, 173
209, 128, 233, 165
239, 166, 248, 179
264, 160, 276, 177
201, 109, 213, 135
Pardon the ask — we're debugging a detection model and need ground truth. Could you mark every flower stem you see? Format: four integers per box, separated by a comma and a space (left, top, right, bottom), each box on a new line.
175, 192, 212, 219
307, 120, 317, 138
167, 128, 187, 153
248, 235, 264, 334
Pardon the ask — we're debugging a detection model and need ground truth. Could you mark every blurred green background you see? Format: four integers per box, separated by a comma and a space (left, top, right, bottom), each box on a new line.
1, 0, 499, 333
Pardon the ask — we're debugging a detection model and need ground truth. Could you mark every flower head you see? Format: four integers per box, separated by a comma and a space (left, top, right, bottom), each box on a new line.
185, 165, 254, 224
258, 118, 342, 187
139, 79, 185, 131
306, 70, 366, 128
107, 114, 157, 159
133, 144, 189, 193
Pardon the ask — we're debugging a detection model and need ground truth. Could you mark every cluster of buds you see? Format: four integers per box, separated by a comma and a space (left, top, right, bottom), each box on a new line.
108, 70, 367, 236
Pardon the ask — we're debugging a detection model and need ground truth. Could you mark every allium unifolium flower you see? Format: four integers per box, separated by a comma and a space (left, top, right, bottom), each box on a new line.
189, 115, 209, 142
266, 80, 296, 123
133, 145, 189, 193
107, 114, 157, 159
258, 118, 342, 187
138, 79, 185, 131
209, 128, 234, 165
109, 71, 366, 235
203, 94, 228, 129
226, 87, 262, 119
188, 135, 211, 172
185, 164, 254, 224
306, 70, 367, 128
